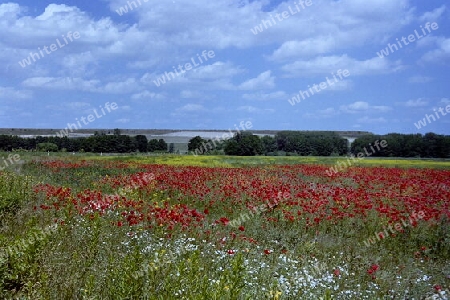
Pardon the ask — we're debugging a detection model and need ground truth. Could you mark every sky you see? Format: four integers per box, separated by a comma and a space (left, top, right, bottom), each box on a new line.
0, 0, 449, 135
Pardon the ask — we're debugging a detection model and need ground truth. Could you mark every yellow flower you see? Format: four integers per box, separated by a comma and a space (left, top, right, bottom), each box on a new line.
269, 290, 282, 300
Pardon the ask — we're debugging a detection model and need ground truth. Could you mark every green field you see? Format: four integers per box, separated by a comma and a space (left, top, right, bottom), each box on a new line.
0, 153, 449, 299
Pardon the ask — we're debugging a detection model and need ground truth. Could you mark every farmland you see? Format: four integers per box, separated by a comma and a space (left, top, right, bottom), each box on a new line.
0, 154, 449, 299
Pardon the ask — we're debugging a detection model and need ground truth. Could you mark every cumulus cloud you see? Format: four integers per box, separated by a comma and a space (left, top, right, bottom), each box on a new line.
242, 91, 287, 101
239, 71, 275, 90
281, 55, 403, 77
399, 99, 429, 107
339, 101, 391, 113
418, 5, 446, 22
420, 37, 450, 63
237, 105, 274, 114
0, 86, 32, 99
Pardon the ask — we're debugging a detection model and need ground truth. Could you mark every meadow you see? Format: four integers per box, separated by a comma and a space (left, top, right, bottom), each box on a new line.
0, 153, 449, 299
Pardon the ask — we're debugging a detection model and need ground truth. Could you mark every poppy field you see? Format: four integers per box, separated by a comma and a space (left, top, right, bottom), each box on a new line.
1, 155, 449, 299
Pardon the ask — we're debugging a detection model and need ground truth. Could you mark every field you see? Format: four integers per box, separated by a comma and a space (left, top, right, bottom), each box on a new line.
0, 154, 449, 299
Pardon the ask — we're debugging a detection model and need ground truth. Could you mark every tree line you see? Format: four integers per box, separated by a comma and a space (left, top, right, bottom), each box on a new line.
0, 131, 169, 153
188, 131, 348, 156
189, 131, 450, 158
1, 130, 449, 158
351, 132, 450, 158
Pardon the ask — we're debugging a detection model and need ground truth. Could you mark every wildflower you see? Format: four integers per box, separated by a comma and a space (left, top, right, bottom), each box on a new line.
333, 268, 341, 277
367, 264, 379, 279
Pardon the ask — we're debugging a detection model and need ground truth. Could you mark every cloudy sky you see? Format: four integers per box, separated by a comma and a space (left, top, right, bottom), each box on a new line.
0, 0, 449, 134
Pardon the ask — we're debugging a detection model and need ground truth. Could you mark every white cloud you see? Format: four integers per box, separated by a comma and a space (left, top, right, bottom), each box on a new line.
340, 101, 391, 113
239, 71, 275, 90
399, 98, 429, 107
237, 106, 274, 114
21, 77, 138, 94
269, 37, 337, 61
357, 116, 387, 124
0, 86, 32, 99
189, 62, 244, 80
131, 90, 164, 100
281, 55, 403, 77
440, 98, 450, 104
115, 118, 130, 124
420, 37, 450, 63
22, 77, 100, 92
177, 104, 206, 113
242, 91, 287, 101
418, 5, 446, 22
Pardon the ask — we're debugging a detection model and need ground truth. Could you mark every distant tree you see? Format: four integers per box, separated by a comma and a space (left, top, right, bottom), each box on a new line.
135, 135, 148, 152
148, 139, 159, 152
169, 143, 175, 153
37, 142, 58, 152
157, 139, 168, 151
261, 135, 277, 154
188, 136, 205, 152
113, 128, 121, 136
224, 132, 263, 156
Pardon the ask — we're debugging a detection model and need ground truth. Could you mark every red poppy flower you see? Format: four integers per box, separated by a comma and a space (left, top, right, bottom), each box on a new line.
238, 226, 245, 231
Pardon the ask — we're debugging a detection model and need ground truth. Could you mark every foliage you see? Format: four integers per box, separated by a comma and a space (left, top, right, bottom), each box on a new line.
352, 132, 450, 158
36, 143, 58, 152
224, 132, 264, 156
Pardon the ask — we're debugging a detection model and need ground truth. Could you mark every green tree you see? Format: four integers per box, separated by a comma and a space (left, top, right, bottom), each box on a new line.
188, 136, 205, 152
157, 139, 167, 151
135, 135, 148, 152
148, 139, 159, 152
224, 132, 263, 156
37, 142, 58, 152
261, 135, 277, 154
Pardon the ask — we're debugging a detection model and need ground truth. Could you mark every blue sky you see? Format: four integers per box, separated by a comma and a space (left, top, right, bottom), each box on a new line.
0, 0, 449, 134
